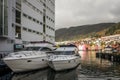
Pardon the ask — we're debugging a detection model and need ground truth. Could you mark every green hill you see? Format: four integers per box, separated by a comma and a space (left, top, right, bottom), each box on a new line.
55, 22, 120, 41
105, 22, 120, 35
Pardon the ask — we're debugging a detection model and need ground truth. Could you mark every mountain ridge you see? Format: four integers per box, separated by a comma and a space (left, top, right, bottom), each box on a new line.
55, 22, 120, 41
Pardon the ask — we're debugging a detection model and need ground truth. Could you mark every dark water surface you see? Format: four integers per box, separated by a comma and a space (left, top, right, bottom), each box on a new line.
1, 51, 120, 80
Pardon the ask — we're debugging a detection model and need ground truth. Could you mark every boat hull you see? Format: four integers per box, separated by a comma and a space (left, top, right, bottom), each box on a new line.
48, 57, 80, 71
4, 57, 48, 72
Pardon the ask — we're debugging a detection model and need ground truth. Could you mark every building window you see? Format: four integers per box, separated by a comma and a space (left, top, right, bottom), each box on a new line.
28, 16, 32, 20
37, 20, 39, 23
33, 30, 35, 33
43, 24, 46, 33
36, 32, 39, 34
23, 27, 27, 31
32, 6, 36, 10
16, 10, 21, 24
28, 29, 32, 32
25, 0, 43, 15
33, 18, 36, 22
15, 26, 21, 39
23, 13, 27, 17
23, 13, 43, 26
40, 22, 43, 25
43, 16, 46, 23
43, 3, 46, 7
37, 9, 39, 12
16, 0, 21, 10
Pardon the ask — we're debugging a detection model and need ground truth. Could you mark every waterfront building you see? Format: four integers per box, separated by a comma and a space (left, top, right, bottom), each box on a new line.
0, 0, 55, 53
101, 34, 120, 41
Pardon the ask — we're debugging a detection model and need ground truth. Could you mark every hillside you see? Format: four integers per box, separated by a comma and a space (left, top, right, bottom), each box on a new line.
105, 22, 120, 35
55, 23, 119, 41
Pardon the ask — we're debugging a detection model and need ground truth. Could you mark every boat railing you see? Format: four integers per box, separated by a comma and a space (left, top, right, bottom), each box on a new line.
0, 51, 11, 63
21, 52, 34, 57
22, 51, 45, 57
0, 51, 12, 60
46, 51, 54, 54
48, 55, 75, 60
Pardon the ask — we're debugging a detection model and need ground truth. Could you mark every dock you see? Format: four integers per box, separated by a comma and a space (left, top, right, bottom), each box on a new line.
96, 52, 120, 63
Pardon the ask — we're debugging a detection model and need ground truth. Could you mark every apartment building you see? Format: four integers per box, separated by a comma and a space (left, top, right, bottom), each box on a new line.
0, 0, 55, 52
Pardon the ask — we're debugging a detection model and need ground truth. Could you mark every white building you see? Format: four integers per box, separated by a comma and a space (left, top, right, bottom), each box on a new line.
0, 0, 55, 52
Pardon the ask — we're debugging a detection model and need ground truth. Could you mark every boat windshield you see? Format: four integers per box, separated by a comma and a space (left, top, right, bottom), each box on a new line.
25, 47, 42, 51
54, 51, 75, 55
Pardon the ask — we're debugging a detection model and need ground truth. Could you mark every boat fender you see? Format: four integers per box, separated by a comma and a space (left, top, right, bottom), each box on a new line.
68, 60, 71, 63
42, 59, 44, 61
27, 60, 32, 62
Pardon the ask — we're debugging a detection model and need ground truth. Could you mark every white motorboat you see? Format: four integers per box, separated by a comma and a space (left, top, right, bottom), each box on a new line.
3, 43, 54, 72
103, 47, 113, 53
47, 45, 80, 71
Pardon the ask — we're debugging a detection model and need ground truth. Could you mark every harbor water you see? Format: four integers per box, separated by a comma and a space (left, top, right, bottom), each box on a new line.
1, 51, 120, 80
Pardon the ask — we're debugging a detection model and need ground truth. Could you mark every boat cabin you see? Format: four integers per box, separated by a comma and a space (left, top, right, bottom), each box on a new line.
54, 46, 79, 55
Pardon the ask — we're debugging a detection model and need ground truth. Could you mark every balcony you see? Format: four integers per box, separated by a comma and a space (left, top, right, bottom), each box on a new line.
0, 27, 2, 35
16, 0, 21, 10
0, 26, 8, 39
0, 35, 8, 39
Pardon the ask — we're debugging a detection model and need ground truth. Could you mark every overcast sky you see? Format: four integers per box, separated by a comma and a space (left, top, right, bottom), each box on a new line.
55, 0, 120, 29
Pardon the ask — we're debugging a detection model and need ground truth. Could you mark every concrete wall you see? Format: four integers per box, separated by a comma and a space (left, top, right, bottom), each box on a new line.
0, 39, 13, 52
22, 30, 43, 41
0, 0, 14, 52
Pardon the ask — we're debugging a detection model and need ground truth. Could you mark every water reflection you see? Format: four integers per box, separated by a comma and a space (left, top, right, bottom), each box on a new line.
0, 67, 12, 80
11, 68, 78, 80
79, 51, 120, 77
79, 51, 88, 61
12, 69, 48, 80
48, 68, 78, 80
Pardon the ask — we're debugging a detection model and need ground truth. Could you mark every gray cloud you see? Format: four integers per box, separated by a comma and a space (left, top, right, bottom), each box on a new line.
55, 0, 120, 29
